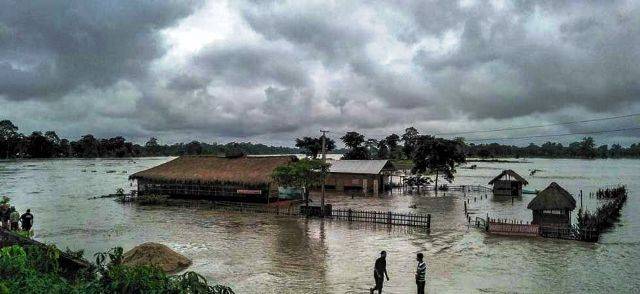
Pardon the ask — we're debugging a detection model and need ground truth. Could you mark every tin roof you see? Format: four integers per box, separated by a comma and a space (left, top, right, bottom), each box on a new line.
328, 160, 396, 175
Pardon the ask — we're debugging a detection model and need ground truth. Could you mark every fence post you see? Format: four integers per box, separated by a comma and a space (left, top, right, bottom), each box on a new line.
464, 202, 467, 215
387, 211, 392, 225
427, 214, 431, 232
348, 209, 352, 222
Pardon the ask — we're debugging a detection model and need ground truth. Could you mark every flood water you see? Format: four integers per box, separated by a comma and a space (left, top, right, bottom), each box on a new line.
1, 157, 638, 293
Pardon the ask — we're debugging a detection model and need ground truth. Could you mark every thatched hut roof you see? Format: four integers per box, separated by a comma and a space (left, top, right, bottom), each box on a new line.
488, 169, 529, 185
129, 155, 297, 185
527, 182, 576, 211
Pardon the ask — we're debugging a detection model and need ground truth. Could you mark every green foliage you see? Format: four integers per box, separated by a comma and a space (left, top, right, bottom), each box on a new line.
0, 245, 77, 293
411, 136, 466, 183
115, 188, 125, 196
271, 159, 329, 189
90, 247, 234, 294
295, 136, 336, 159
577, 185, 628, 233
340, 132, 370, 160
0, 196, 9, 205
0, 244, 234, 294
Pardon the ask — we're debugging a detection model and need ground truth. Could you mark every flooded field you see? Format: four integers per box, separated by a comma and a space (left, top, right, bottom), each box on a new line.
1, 157, 638, 293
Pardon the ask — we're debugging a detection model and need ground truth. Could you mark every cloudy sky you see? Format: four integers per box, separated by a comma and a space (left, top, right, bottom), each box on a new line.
1, 0, 639, 146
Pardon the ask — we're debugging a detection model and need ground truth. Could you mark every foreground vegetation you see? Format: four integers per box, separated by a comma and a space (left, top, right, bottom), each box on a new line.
0, 244, 234, 293
577, 186, 628, 233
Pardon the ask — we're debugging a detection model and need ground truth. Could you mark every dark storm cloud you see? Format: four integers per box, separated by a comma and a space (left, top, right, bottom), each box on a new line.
240, 2, 372, 65
1, 0, 639, 145
411, 1, 640, 119
0, 0, 199, 100
189, 44, 310, 88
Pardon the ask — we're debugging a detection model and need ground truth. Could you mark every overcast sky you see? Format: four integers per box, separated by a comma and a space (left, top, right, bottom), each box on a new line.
1, 0, 639, 147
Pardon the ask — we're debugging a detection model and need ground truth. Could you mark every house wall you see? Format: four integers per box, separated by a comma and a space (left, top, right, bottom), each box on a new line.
324, 173, 384, 192
492, 180, 523, 196
136, 179, 272, 203
531, 210, 571, 227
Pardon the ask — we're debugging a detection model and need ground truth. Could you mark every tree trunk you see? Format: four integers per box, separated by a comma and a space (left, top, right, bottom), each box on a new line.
435, 170, 439, 195
305, 188, 309, 208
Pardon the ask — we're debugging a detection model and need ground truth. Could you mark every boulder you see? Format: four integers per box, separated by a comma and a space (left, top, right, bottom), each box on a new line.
122, 242, 192, 273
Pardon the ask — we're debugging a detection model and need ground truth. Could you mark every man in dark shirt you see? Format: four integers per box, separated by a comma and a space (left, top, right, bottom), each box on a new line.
20, 209, 33, 231
370, 251, 389, 294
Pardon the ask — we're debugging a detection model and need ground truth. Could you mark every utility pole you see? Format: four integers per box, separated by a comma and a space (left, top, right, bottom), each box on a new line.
320, 130, 329, 217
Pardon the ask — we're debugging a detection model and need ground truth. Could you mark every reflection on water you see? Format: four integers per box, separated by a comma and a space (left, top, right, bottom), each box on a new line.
0, 157, 638, 293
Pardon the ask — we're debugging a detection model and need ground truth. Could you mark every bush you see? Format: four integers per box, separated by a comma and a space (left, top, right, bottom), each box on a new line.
0, 245, 234, 294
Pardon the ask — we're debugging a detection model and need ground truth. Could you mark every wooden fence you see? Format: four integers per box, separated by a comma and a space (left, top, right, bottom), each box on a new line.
404, 184, 492, 193
489, 222, 539, 237
331, 209, 431, 228
473, 217, 599, 242
169, 200, 432, 230
539, 226, 599, 242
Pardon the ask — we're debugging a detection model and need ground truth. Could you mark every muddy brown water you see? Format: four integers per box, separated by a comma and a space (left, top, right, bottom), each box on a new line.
1, 157, 638, 293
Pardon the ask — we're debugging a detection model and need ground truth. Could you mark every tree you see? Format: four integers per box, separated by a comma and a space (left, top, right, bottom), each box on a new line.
477, 149, 492, 159
0, 120, 20, 158
74, 134, 100, 158
385, 134, 400, 159
401, 127, 419, 158
271, 159, 330, 209
145, 137, 160, 156
610, 144, 623, 158
26, 131, 57, 158
411, 136, 466, 193
295, 136, 336, 159
185, 141, 203, 155
341, 131, 369, 160
578, 137, 597, 159
376, 139, 389, 159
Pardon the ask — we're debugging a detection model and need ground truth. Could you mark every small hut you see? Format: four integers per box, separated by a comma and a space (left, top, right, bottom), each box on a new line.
527, 182, 576, 227
325, 160, 396, 194
488, 169, 528, 196
129, 155, 297, 203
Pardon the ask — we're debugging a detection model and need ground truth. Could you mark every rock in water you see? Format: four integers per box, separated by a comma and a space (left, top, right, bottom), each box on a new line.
122, 242, 192, 273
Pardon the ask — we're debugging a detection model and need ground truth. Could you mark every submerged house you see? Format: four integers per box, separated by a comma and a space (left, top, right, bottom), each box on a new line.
527, 182, 577, 227
488, 169, 529, 196
324, 160, 396, 193
129, 155, 297, 203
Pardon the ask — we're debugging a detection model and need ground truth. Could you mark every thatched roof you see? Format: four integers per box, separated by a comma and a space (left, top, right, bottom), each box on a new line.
129, 155, 297, 185
527, 182, 576, 211
488, 169, 528, 185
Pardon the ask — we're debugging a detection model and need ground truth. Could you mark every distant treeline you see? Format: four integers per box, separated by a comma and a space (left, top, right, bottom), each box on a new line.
297, 127, 640, 160
0, 120, 299, 159
2, 120, 640, 159
465, 139, 640, 159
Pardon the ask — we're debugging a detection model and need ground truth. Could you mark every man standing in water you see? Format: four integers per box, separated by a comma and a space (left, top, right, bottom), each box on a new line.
20, 209, 33, 231
416, 253, 427, 294
370, 251, 389, 294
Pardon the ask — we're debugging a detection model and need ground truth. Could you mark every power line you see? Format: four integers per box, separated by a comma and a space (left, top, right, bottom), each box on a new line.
435, 113, 640, 136
465, 126, 640, 142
